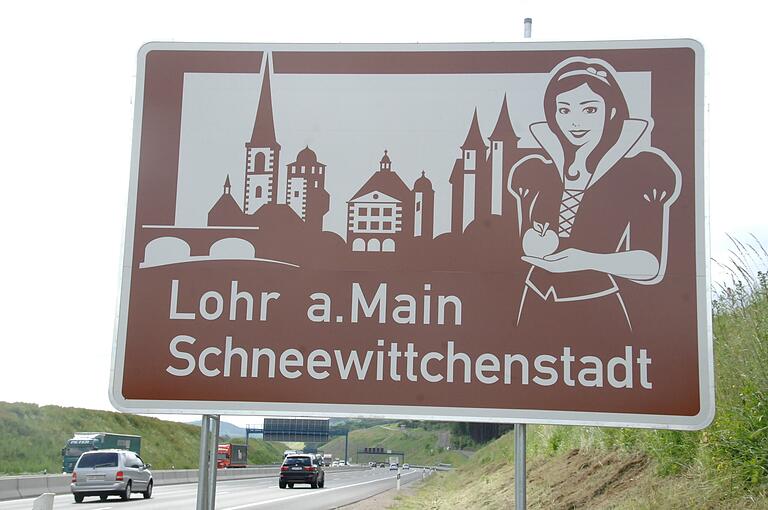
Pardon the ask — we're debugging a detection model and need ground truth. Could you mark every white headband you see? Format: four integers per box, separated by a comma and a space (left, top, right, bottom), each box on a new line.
559, 66, 610, 85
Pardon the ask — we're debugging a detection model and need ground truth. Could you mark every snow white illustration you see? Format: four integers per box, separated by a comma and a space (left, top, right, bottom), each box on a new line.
508, 57, 681, 335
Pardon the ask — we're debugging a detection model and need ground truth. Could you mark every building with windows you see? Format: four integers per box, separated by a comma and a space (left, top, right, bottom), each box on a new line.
347, 151, 433, 253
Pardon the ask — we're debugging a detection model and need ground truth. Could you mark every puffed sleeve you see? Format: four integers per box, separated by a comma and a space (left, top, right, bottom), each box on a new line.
507, 155, 560, 235
625, 151, 681, 279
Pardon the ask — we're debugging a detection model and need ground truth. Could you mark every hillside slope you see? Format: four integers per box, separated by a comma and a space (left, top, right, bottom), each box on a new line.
394, 429, 768, 509
319, 424, 467, 466
0, 402, 286, 474
392, 427, 768, 510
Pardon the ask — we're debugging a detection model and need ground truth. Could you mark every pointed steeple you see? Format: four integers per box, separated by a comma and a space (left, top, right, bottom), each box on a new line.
489, 94, 519, 142
461, 109, 487, 150
248, 56, 279, 148
223, 175, 231, 195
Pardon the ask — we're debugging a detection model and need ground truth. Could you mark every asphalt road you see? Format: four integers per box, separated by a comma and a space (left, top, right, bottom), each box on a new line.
0, 468, 425, 510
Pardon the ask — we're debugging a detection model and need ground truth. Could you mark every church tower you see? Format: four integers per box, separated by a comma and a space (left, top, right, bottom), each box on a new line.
243, 56, 281, 215
488, 94, 520, 216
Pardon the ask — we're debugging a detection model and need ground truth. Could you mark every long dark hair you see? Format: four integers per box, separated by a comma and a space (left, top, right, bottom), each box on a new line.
543, 58, 629, 179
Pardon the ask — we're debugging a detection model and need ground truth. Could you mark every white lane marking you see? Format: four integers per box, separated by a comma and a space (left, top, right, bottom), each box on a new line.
220, 471, 422, 509
155, 478, 275, 496
155, 487, 198, 494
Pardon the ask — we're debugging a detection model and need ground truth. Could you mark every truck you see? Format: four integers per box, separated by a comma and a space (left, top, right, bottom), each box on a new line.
61, 432, 142, 473
217, 443, 248, 468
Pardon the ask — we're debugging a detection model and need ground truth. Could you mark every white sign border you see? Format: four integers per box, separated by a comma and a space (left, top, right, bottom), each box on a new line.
109, 39, 712, 431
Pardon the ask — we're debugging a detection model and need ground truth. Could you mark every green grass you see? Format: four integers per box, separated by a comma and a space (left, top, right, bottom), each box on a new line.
0, 402, 286, 474
318, 423, 467, 467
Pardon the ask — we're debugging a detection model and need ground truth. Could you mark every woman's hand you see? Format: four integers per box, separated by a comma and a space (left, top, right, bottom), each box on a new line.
521, 248, 594, 273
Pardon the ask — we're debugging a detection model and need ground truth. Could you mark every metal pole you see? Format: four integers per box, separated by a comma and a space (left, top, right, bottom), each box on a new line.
196, 415, 211, 510
207, 416, 220, 509
514, 424, 526, 509
244, 427, 249, 466
517, 26, 532, 508
396, 466, 401, 491
344, 431, 349, 465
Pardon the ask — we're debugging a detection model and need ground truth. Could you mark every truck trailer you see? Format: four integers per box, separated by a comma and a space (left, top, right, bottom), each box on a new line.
217, 443, 248, 468
61, 432, 142, 473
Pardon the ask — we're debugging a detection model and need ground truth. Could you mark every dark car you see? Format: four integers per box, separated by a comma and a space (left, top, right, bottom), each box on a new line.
279, 454, 325, 489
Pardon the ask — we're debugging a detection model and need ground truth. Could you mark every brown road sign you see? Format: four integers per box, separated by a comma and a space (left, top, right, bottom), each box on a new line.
111, 40, 711, 429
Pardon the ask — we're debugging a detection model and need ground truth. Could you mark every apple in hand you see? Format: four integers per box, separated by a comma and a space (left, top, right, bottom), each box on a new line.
522, 221, 559, 258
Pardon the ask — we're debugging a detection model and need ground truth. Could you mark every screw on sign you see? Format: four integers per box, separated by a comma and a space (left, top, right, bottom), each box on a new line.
113, 40, 711, 430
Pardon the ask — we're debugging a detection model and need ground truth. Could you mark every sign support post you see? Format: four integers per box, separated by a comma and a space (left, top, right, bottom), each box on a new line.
344, 429, 349, 465
196, 415, 211, 510
207, 416, 220, 510
514, 19, 531, 510
196, 415, 220, 510
514, 424, 526, 509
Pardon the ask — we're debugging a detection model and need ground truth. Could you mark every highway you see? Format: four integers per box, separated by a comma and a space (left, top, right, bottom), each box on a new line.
0, 468, 425, 510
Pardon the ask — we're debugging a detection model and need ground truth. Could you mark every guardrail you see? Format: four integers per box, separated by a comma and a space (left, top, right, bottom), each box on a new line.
0, 465, 365, 502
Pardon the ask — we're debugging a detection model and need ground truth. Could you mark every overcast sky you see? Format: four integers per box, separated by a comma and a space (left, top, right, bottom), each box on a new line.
0, 0, 764, 428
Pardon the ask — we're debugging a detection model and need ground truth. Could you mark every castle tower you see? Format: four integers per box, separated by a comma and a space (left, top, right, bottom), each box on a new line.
450, 109, 488, 233
286, 146, 329, 230
413, 171, 434, 239
243, 56, 281, 214
488, 94, 520, 216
